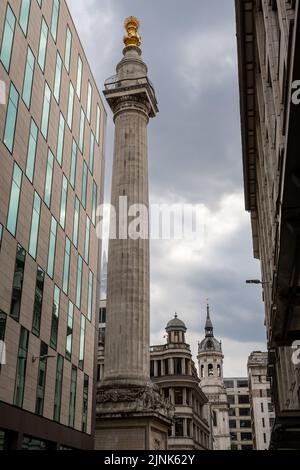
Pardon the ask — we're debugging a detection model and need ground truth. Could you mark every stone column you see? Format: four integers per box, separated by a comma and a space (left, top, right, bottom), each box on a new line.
95, 17, 173, 450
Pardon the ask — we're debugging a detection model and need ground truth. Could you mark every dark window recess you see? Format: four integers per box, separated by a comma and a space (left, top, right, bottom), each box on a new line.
239, 407, 250, 416
174, 418, 183, 437
10, 245, 26, 321
174, 358, 182, 375
32, 267, 45, 336
238, 395, 249, 404
241, 432, 252, 441
229, 419, 236, 429
174, 388, 183, 405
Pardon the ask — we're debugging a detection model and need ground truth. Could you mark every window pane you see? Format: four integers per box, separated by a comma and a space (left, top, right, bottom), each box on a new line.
79, 108, 85, 153
96, 105, 100, 144
41, 82, 51, 139
69, 366, 77, 427
73, 197, 80, 248
19, 0, 31, 36
63, 237, 71, 294
0, 310, 7, 341
38, 17, 48, 72
56, 112, 65, 165
76, 55, 82, 98
14, 327, 29, 407
79, 314, 85, 369
87, 271, 93, 321
87, 81, 92, 123
84, 216, 90, 263
4, 83, 19, 153
70, 139, 77, 188
75, 256, 83, 308
53, 52, 62, 102
29, 192, 41, 259
0, 5, 16, 72
89, 131, 95, 173
35, 342, 48, 415
50, 0, 60, 41
64, 26, 72, 72
10, 244, 26, 321
66, 302, 73, 360
60, 176, 68, 229
82, 375, 89, 432
25, 119, 38, 183
7, 163, 22, 236
81, 162, 88, 209
50, 285, 60, 349
44, 149, 54, 207
22, 46, 35, 108
53, 354, 64, 421
92, 182, 97, 225
67, 82, 74, 129
32, 267, 45, 337
47, 217, 57, 278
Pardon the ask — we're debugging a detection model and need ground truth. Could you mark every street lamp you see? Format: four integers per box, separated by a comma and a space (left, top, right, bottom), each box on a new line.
32, 354, 55, 363
245, 279, 271, 285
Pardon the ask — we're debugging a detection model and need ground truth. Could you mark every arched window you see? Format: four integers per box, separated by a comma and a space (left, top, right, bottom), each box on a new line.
208, 364, 214, 376
201, 365, 204, 378
217, 364, 221, 377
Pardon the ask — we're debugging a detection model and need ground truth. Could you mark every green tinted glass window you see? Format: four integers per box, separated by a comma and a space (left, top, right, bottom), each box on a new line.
26, 119, 38, 182
7, 163, 22, 236
29, 192, 41, 259
0, 5, 16, 72
4, 83, 19, 153
22, 46, 35, 108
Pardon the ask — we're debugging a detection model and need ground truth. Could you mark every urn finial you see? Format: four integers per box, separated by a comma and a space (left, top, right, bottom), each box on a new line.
123, 16, 141, 48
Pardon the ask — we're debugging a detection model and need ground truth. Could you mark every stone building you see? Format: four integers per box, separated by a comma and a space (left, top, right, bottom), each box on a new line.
247, 351, 276, 449
235, 0, 300, 449
97, 310, 211, 449
150, 315, 211, 450
0, 0, 106, 449
197, 305, 231, 450
224, 378, 253, 450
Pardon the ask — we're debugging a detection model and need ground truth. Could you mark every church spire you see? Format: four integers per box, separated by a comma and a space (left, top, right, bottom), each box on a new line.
205, 302, 214, 337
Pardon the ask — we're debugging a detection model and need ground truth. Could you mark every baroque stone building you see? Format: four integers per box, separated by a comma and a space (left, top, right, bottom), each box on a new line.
247, 351, 276, 449
0, 0, 106, 449
97, 311, 211, 450
150, 315, 211, 450
235, 0, 300, 448
197, 305, 231, 450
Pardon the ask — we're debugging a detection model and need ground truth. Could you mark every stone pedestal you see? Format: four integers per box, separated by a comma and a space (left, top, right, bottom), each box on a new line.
95, 384, 173, 450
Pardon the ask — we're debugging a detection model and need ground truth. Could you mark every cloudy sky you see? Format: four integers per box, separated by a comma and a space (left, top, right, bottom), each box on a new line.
67, 0, 266, 377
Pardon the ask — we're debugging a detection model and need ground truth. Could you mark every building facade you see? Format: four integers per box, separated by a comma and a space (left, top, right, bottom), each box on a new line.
197, 305, 231, 450
248, 351, 275, 449
0, 0, 106, 449
224, 378, 253, 450
97, 311, 211, 450
235, 0, 300, 449
150, 315, 211, 450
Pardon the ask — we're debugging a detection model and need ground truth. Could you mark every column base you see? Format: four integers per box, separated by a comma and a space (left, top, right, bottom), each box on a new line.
95, 383, 174, 450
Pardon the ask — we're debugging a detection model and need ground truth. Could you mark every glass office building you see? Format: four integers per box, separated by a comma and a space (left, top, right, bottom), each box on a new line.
0, 0, 106, 449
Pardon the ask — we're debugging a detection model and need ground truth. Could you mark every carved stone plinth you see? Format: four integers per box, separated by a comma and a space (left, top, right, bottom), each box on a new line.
95, 384, 174, 450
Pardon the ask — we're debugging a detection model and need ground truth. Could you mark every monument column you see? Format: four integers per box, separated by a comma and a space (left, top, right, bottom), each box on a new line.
95, 17, 173, 450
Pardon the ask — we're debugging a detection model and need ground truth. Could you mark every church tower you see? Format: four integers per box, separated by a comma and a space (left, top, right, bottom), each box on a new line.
197, 304, 230, 450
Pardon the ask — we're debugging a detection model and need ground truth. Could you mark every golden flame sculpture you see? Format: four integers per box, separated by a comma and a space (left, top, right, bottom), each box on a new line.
123, 16, 141, 48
